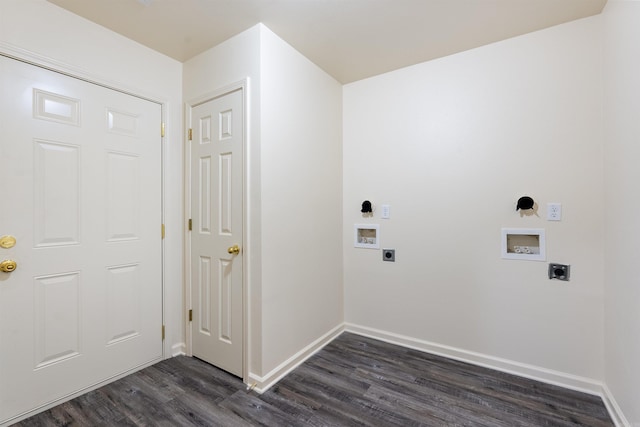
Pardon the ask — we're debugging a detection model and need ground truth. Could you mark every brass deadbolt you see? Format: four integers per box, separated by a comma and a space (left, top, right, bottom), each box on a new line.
0, 236, 16, 249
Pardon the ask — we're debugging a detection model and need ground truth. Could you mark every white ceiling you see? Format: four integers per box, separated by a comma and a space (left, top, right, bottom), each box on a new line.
47, 0, 607, 84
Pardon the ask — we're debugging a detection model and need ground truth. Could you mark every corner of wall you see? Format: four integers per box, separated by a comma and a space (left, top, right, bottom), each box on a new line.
248, 324, 344, 393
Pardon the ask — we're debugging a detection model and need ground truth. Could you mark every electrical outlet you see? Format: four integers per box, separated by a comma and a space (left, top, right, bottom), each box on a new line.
547, 203, 562, 221
548, 263, 570, 281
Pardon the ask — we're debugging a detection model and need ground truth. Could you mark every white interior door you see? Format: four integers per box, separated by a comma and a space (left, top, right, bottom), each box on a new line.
190, 89, 243, 377
0, 56, 163, 424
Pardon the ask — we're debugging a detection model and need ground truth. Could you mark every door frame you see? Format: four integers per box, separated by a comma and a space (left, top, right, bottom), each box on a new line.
0, 43, 169, 357
184, 79, 251, 385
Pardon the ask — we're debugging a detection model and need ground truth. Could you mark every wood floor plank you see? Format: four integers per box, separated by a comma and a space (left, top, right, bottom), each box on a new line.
157, 394, 249, 427
356, 367, 518, 427
13, 332, 614, 426
280, 371, 422, 427
256, 384, 321, 424
363, 383, 500, 427
218, 390, 299, 427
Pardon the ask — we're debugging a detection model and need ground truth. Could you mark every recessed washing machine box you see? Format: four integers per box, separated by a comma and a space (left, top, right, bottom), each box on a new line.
501, 228, 546, 261
354, 224, 379, 249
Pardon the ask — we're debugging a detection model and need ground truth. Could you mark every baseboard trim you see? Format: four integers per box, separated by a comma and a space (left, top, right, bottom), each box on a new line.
601, 383, 632, 427
248, 323, 345, 393
171, 342, 186, 357
345, 323, 630, 426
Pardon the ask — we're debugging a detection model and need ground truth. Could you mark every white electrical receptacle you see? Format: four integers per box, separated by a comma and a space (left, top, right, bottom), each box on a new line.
547, 203, 562, 221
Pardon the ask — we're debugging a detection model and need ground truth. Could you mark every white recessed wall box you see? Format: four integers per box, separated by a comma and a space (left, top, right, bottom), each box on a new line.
354, 224, 379, 249
501, 228, 546, 261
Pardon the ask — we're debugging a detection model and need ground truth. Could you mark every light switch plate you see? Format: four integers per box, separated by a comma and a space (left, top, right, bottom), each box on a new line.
381, 204, 390, 219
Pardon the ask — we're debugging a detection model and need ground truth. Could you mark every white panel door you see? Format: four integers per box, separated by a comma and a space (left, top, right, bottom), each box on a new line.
190, 89, 243, 377
0, 56, 162, 424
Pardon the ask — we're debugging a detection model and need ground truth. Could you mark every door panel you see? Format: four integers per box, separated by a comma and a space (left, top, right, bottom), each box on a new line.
33, 139, 81, 246
0, 56, 163, 424
190, 89, 243, 377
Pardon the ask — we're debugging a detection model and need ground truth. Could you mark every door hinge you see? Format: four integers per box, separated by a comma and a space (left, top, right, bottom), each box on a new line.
188, 219, 192, 231
161, 122, 166, 138
162, 325, 165, 341
189, 309, 193, 322
161, 224, 165, 239
188, 128, 193, 141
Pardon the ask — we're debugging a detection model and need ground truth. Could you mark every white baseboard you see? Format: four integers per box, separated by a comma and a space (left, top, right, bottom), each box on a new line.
169, 324, 630, 425
248, 323, 345, 393
345, 323, 630, 427
601, 383, 632, 427
171, 342, 186, 357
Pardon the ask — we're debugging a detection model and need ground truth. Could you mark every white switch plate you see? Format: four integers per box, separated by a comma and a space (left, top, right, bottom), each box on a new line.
381, 204, 390, 219
547, 203, 562, 221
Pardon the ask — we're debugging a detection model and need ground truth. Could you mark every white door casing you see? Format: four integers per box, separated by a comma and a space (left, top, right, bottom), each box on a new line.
0, 56, 163, 424
189, 88, 244, 377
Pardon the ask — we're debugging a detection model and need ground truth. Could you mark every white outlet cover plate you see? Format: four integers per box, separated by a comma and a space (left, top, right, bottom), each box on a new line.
547, 203, 562, 221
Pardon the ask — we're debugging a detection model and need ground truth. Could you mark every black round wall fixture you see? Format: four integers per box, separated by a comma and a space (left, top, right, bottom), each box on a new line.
516, 196, 535, 211
361, 200, 372, 213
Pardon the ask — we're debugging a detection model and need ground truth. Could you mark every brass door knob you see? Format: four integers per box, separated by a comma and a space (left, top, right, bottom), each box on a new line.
0, 260, 17, 273
227, 245, 240, 255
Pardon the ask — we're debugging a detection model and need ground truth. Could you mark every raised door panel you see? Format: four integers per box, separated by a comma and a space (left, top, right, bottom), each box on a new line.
34, 140, 81, 247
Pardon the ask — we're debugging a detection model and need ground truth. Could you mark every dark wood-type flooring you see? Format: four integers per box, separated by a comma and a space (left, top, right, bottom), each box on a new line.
14, 332, 613, 426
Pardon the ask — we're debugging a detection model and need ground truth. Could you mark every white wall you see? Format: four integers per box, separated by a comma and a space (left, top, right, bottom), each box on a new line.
343, 16, 605, 385
183, 25, 343, 386
0, 0, 184, 359
603, 1, 640, 425
258, 26, 343, 378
